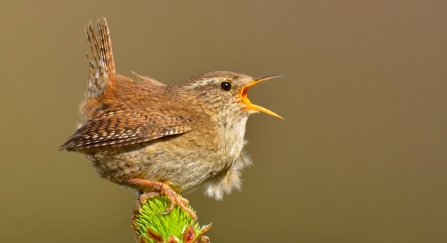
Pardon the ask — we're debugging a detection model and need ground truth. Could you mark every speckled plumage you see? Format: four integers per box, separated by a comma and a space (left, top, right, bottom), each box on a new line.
60, 18, 280, 201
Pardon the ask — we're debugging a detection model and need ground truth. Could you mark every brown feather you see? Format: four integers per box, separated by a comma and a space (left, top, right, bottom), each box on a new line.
60, 19, 195, 151
59, 103, 194, 150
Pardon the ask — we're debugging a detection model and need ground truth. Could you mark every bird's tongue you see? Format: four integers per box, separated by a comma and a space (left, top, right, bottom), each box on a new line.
239, 75, 283, 119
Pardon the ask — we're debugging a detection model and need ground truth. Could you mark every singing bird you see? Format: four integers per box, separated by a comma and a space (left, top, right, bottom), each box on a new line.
60, 18, 282, 219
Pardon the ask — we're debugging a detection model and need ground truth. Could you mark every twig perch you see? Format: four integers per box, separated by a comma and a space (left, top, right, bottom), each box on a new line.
132, 196, 212, 243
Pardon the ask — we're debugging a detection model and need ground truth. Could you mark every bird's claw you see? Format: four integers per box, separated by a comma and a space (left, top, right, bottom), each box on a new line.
128, 178, 197, 220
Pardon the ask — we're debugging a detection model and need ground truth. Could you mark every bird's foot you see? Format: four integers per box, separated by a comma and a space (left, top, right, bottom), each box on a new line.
128, 178, 197, 220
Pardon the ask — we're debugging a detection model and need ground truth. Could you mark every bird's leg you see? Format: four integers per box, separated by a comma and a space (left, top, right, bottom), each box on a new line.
128, 178, 197, 220
135, 191, 159, 211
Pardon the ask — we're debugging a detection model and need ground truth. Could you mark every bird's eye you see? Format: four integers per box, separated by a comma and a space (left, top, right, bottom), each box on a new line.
220, 81, 232, 91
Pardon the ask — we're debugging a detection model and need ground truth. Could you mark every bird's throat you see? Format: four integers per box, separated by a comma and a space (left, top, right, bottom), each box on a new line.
217, 115, 249, 160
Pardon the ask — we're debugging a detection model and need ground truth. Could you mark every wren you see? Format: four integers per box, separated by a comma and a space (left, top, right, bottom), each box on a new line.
60, 18, 282, 219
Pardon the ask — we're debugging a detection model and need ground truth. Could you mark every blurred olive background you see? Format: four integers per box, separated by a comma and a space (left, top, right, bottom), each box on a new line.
1, 1, 446, 242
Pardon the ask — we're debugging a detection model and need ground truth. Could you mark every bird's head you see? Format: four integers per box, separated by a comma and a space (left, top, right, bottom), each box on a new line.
181, 71, 283, 121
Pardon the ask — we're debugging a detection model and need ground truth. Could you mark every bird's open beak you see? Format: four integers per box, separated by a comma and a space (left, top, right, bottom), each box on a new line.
238, 74, 283, 119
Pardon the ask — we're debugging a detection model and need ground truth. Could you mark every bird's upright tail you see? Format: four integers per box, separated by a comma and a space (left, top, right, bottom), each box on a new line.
84, 17, 116, 97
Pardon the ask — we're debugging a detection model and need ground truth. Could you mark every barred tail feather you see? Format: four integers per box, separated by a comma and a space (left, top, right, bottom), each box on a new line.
85, 17, 115, 97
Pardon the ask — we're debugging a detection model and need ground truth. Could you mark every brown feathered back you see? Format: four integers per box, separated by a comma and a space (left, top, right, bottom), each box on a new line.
59, 19, 195, 151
